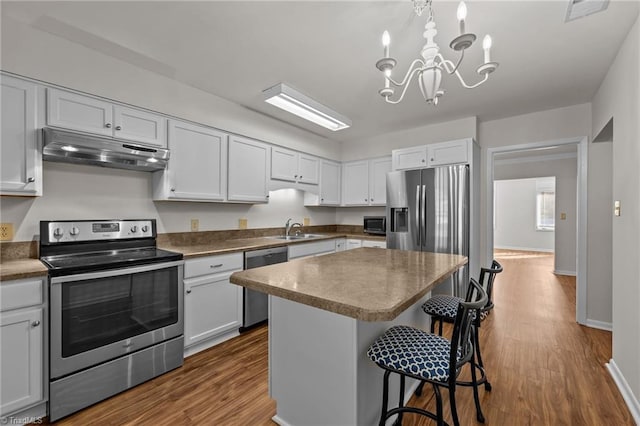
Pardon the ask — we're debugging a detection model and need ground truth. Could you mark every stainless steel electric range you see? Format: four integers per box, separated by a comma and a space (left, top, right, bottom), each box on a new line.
39, 219, 184, 422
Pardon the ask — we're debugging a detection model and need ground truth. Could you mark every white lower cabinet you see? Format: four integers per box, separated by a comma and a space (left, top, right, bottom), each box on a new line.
346, 239, 363, 250
288, 240, 336, 260
183, 253, 243, 356
0, 278, 45, 419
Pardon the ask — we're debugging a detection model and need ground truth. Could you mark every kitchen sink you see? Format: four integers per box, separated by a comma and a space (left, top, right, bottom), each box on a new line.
267, 234, 327, 241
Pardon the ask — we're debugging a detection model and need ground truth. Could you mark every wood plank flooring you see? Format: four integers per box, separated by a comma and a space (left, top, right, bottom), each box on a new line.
46, 250, 632, 425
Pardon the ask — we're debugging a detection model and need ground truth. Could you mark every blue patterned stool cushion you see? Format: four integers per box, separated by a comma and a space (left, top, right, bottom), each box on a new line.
422, 295, 463, 319
367, 325, 460, 382
423, 296, 488, 321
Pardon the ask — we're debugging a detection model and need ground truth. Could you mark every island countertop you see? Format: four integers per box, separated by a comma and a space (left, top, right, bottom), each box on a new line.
230, 248, 467, 322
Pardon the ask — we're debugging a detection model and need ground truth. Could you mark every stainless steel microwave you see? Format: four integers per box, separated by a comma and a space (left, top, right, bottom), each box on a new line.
364, 216, 386, 235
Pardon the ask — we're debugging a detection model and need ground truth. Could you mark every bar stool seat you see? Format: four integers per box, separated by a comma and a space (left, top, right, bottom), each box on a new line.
367, 325, 461, 382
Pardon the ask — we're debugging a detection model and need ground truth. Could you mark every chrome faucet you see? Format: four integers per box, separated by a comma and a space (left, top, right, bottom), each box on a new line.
285, 218, 303, 237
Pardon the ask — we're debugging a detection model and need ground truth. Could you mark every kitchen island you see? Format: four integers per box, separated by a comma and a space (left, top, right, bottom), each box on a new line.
230, 248, 466, 426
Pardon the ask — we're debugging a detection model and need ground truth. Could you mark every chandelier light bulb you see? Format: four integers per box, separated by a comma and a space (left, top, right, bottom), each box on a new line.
457, 1, 467, 34
382, 30, 390, 58
483, 34, 492, 62
384, 69, 391, 77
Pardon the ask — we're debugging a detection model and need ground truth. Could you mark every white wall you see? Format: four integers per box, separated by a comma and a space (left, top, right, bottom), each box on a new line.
494, 157, 578, 274
340, 117, 477, 161
494, 178, 555, 253
0, 163, 337, 241
591, 15, 640, 403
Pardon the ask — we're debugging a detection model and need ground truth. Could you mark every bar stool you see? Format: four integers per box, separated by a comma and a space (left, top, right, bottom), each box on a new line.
421, 260, 503, 391
367, 279, 488, 426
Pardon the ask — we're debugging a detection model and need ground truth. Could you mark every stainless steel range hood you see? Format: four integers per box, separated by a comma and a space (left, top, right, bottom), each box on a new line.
42, 128, 169, 171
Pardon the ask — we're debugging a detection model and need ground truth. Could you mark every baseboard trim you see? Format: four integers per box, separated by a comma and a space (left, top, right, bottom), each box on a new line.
554, 269, 577, 276
584, 319, 612, 331
606, 359, 640, 424
494, 245, 554, 253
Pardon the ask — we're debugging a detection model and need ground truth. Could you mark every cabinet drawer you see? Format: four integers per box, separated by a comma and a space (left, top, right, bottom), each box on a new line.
362, 240, 387, 249
0, 278, 44, 312
184, 253, 243, 279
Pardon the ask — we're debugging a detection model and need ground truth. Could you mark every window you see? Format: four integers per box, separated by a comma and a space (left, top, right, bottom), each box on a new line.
536, 190, 555, 231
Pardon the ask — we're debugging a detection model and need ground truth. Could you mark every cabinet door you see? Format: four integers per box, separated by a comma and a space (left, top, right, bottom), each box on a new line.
271, 147, 298, 182
1, 75, 41, 195
166, 120, 227, 201
319, 160, 341, 205
369, 157, 392, 206
335, 238, 346, 252
1, 308, 43, 415
47, 88, 113, 136
297, 154, 319, 184
113, 106, 167, 147
184, 273, 242, 347
342, 160, 369, 206
392, 146, 428, 170
228, 135, 269, 203
427, 140, 469, 166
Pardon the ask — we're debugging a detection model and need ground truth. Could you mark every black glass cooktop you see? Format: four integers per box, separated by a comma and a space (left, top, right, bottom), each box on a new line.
41, 247, 183, 276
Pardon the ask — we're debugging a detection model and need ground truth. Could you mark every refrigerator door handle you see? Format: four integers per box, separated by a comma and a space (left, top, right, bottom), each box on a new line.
421, 184, 427, 249
415, 185, 421, 247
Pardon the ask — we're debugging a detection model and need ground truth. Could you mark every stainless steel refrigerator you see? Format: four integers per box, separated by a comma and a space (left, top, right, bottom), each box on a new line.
386, 164, 469, 297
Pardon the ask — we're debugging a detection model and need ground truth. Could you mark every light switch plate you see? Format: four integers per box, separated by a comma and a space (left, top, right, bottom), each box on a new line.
614, 200, 621, 216
560, 213, 567, 220
239, 218, 248, 229
303, 217, 310, 226
0, 223, 14, 241
190, 219, 199, 232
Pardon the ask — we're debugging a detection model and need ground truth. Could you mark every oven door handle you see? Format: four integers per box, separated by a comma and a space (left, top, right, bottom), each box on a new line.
50, 260, 185, 284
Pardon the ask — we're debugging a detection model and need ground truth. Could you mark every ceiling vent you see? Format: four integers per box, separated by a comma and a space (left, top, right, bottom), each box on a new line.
565, 0, 609, 22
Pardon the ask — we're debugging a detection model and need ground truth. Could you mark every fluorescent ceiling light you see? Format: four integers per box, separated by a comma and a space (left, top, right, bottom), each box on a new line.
263, 83, 351, 131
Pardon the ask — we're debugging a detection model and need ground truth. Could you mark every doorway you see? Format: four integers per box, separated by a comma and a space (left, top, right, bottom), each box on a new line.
486, 137, 588, 324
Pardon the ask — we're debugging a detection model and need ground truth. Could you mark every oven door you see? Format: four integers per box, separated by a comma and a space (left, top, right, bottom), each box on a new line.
50, 260, 184, 379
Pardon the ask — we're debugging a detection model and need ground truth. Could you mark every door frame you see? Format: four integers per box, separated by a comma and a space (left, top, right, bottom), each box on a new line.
485, 136, 588, 324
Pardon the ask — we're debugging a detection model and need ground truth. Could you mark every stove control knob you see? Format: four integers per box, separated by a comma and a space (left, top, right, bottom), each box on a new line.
53, 228, 64, 239
69, 227, 80, 237
130, 226, 138, 233
141, 225, 149, 233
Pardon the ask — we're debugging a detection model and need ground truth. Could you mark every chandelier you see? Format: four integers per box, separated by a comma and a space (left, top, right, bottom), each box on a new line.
376, 0, 498, 105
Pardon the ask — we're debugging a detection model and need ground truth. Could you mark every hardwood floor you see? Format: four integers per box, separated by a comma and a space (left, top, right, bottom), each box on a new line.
46, 250, 632, 425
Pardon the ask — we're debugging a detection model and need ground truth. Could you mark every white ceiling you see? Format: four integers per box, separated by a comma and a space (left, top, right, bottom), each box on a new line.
3, 1, 638, 143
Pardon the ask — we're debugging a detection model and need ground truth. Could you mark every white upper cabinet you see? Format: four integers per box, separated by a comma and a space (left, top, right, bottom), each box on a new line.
297, 153, 319, 184
153, 120, 227, 201
392, 145, 428, 170
319, 160, 341, 205
393, 139, 472, 170
369, 157, 392, 206
271, 147, 319, 185
227, 135, 269, 203
342, 160, 369, 206
0, 75, 42, 196
342, 157, 391, 206
112, 105, 166, 147
47, 88, 167, 147
427, 139, 469, 166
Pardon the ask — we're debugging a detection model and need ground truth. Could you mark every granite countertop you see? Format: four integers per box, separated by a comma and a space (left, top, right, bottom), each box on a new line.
230, 248, 467, 322
1, 232, 385, 281
159, 232, 385, 259
0, 258, 48, 281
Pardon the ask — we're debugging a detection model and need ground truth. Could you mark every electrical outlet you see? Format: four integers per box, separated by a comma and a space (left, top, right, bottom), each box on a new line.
303, 217, 310, 226
190, 219, 199, 232
0, 223, 14, 241
238, 218, 248, 229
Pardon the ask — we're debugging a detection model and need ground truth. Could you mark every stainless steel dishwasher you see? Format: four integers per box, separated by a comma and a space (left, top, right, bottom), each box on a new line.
242, 246, 288, 330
